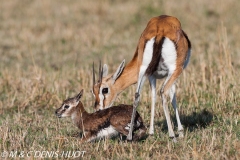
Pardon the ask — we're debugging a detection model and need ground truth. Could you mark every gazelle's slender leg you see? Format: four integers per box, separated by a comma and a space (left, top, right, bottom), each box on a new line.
148, 75, 156, 135
127, 37, 155, 141
127, 72, 147, 140
169, 84, 184, 138
161, 80, 175, 141
161, 68, 183, 142
80, 132, 93, 143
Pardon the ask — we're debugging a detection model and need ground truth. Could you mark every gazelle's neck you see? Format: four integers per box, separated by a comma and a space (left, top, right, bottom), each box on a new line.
114, 49, 140, 93
71, 102, 88, 129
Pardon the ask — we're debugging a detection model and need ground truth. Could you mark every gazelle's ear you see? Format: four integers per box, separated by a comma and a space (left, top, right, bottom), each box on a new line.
112, 60, 125, 84
103, 64, 108, 77
75, 89, 83, 102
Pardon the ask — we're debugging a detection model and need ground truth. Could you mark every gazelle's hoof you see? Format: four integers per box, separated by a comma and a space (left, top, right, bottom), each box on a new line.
126, 134, 132, 141
148, 130, 154, 135
171, 137, 178, 143
178, 131, 184, 138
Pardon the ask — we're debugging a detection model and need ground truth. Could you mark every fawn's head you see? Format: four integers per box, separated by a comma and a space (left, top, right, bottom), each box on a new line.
55, 90, 83, 118
92, 60, 125, 111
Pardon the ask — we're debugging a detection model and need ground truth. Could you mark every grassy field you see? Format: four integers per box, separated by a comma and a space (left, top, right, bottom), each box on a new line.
0, 0, 240, 159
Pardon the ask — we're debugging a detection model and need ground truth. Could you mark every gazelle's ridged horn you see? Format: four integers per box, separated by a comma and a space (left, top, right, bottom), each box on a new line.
92, 62, 95, 86
99, 60, 103, 83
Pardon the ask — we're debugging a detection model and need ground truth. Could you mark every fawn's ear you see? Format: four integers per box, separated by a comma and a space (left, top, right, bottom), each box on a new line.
75, 89, 83, 102
102, 64, 108, 77
112, 59, 125, 84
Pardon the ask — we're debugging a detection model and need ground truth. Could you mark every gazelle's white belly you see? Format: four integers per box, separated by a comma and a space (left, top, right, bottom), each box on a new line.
86, 125, 119, 142
96, 125, 119, 139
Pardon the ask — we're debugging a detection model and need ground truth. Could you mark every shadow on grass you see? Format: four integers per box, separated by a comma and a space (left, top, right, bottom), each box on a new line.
159, 108, 214, 133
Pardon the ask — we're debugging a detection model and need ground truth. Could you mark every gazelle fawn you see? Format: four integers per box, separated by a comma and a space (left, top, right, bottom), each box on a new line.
55, 90, 146, 142
92, 15, 191, 141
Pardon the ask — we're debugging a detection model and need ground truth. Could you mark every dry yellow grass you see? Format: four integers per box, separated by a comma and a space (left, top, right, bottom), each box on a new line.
0, 0, 239, 159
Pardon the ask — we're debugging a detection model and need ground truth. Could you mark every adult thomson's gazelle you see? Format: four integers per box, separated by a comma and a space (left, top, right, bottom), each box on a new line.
92, 15, 191, 141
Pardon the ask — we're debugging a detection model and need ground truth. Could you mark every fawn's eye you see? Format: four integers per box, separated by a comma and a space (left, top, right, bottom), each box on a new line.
102, 88, 108, 94
64, 105, 69, 109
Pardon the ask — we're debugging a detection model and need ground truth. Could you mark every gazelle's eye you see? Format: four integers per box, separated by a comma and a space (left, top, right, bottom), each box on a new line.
64, 105, 69, 109
102, 88, 108, 94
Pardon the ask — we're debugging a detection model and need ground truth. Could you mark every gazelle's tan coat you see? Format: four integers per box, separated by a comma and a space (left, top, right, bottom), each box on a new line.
92, 15, 191, 141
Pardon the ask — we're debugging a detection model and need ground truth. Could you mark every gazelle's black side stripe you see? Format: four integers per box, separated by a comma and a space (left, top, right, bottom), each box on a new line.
146, 37, 165, 75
